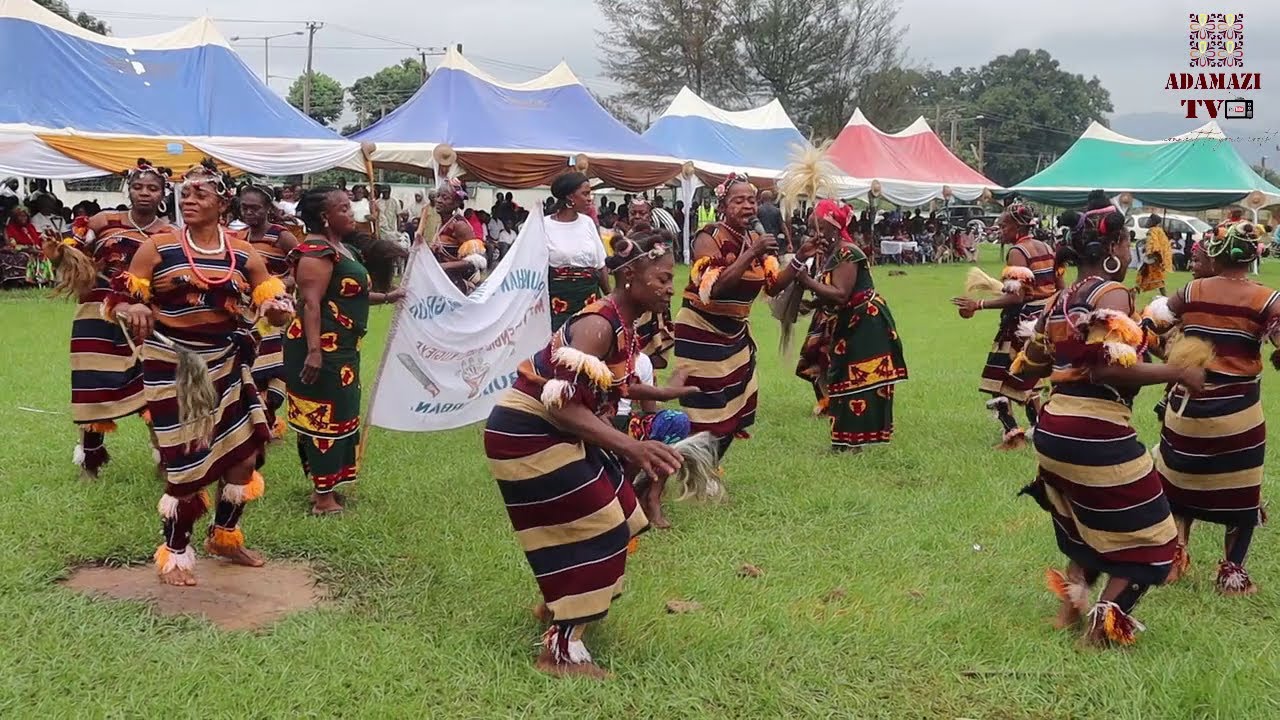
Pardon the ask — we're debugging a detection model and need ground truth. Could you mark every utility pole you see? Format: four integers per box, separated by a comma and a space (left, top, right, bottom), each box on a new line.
420, 49, 428, 82
976, 115, 986, 175
949, 117, 958, 149
302, 21, 323, 116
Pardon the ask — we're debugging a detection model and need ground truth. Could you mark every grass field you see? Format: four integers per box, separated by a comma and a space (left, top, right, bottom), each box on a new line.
3, 247, 1280, 718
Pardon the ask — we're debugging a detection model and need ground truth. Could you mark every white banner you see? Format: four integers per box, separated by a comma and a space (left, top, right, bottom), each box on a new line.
368, 213, 552, 431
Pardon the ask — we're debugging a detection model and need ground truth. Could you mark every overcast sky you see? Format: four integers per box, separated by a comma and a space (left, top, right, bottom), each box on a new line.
77, 0, 1277, 153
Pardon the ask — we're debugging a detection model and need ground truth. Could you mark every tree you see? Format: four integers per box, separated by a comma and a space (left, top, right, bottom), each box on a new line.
36, 0, 108, 34
591, 90, 644, 134
733, 0, 906, 139
596, 0, 744, 115
920, 50, 1113, 187
1253, 164, 1280, 188
287, 72, 344, 127
345, 58, 427, 135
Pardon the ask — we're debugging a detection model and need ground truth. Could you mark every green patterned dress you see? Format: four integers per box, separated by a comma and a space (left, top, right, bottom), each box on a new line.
283, 238, 370, 493
799, 243, 909, 450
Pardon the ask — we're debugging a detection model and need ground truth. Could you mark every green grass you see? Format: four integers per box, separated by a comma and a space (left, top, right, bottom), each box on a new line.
2, 248, 1280, 718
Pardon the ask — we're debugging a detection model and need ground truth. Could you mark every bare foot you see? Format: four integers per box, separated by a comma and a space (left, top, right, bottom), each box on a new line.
159, 567, 197, 587
534, 651, 611, 681
1051, 600, 1082, 630
1166, 544, 1191, 584
996, 433, 1027, 451
641, 493, 671, 529
206, 541, 266, 567
311, 492, 345, 515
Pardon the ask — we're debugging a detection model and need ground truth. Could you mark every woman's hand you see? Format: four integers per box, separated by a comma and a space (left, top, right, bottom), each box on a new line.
120, 303, 154, 343
951, 297, 980, 318
795, 234, 822, 261
301, 349, 323, 385
385, 287, 407, 304
1178, 367, 1206, 395
747, 232, 778, 259
623, 439, 684, 479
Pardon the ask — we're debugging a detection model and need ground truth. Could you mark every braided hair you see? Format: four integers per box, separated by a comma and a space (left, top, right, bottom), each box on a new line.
1055, 207, 1126, 268
605, 228, 674, 274
550, 171, 589, 213
125, 157, 172, 189
714, 172, 756, 207
181, 158, 233, 199
297, 186, 340, 235
1204, 221, 1261, 266
1003, 202, 1036, 229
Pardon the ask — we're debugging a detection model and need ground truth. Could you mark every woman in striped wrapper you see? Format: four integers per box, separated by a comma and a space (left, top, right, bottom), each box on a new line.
484, 230, 684, 679
1013, 207, 1204, 647
1146, 221, 1279, 595
676, 173, 780, 461
237, 184, 299, 436
952, 203, 1060, 449
113, 160, 294, 588
46, 159, 175, 478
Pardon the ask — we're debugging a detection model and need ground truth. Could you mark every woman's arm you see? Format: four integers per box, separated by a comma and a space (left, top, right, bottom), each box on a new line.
113, 238, 161, 343
277, 228, 300, 254
1089, 289, 1202, 390
952, 248, 1031, 313
801, 254, 857, 305
295, 255, 334, 385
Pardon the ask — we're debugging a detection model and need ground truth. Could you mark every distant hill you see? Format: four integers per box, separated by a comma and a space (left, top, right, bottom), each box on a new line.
1110, 112, 1278, 168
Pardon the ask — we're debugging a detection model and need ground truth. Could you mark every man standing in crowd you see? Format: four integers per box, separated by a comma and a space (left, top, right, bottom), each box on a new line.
756, 189, 791, 253
650, 196, 680, 236
697, 196, 716, 229
416, 189, 441, 245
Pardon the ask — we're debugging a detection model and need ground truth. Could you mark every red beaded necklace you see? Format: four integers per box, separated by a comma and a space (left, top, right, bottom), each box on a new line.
181, 227, 238, 287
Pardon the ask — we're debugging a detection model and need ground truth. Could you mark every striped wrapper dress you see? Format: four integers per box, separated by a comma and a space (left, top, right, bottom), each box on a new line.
1022, 279, 1177, 589
1155, 277, 1279, 529
248, 224, 292, 427
980, 238, 1058, 404
484, 299, 648, 654
108, 230, 288, 576
675, 224, 777, 452
66, 212, 174, 471
636, 308, 674, 365
433, 220, 487, 295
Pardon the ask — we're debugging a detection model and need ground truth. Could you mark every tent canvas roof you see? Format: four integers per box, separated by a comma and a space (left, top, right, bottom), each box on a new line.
1011, 121, 1280, 210
0, 0, 360, 176
825, 109, 999, 206
353, 49, 679, 189
641, 87, 809, 178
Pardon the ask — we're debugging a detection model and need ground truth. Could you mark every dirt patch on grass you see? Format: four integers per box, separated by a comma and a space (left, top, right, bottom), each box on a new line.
61, 559, 328, 631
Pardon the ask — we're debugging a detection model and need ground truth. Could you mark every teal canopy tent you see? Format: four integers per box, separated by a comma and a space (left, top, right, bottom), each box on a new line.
1012, 121, 1280, 211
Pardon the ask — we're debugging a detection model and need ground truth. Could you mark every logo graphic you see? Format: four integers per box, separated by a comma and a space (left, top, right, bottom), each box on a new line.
1225, 99, 1253, 119
1190, 13, 1244, 68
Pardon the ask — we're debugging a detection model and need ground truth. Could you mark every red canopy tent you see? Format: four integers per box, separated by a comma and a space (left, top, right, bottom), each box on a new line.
826, 109, 999, 206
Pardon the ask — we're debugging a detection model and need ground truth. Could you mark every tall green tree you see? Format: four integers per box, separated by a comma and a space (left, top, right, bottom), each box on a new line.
36, 0, 108, 34
733, 0, 906, 139
287, 71, 344, 127
1253, 164, 1280, 188
596, 0, 744, 114
927, 49, 1113, 186
344, 59, 427, 135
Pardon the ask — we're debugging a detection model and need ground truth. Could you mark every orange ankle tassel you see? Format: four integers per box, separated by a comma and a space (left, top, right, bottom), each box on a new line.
85, 420, 118, 434
206, 526, 245, 554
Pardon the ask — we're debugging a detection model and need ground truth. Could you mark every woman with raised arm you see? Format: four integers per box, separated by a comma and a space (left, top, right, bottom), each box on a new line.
111, 160, 293, 588
484, 229, 683, 679
675, 173, 779, 461
1013, 208, 1204, 647
774, 199, 908, 452
237, 184, 299, 435
952, 203, 1059, 449
1148, 222, 1278, 594
285, 188, 404, 516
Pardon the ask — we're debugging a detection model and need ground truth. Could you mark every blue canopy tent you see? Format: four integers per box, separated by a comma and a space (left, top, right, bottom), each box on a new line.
353, 49, 680, 191
0, 0, 361, 177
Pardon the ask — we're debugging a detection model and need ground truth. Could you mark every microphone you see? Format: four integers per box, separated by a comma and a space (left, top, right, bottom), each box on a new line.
751, 216, 766, 236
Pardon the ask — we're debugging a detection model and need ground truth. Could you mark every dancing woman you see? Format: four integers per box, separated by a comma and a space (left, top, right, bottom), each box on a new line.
1134, 213, 1172, 296
47, 159, 175, 478
675, 173, 779, 459
545, 171, 609, 331
484, 230, 683, 679
1150, 222, 1278, 594
237, 184, 299, 434
429, 178, 488, 294
952, 203, 1059, 449
112, 161, 294, 587
1014, 208, 1203, 646
775, 199, 908, 452
285, 188, 404, 515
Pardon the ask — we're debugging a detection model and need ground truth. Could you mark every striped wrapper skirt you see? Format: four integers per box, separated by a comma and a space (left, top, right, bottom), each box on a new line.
673, 304, 759, 439
1023, 391, 1178, 586
69, 291, 146, 424
251, 323, 287, 412
484, 390, 648, 625
1156, 377, 1266, 527
144, 331, 271, 495
980, 300, 1047, 404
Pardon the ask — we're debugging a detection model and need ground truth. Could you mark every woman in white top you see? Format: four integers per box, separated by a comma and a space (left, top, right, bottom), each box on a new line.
545, 171, 608, 330
349, 184, 373, 226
